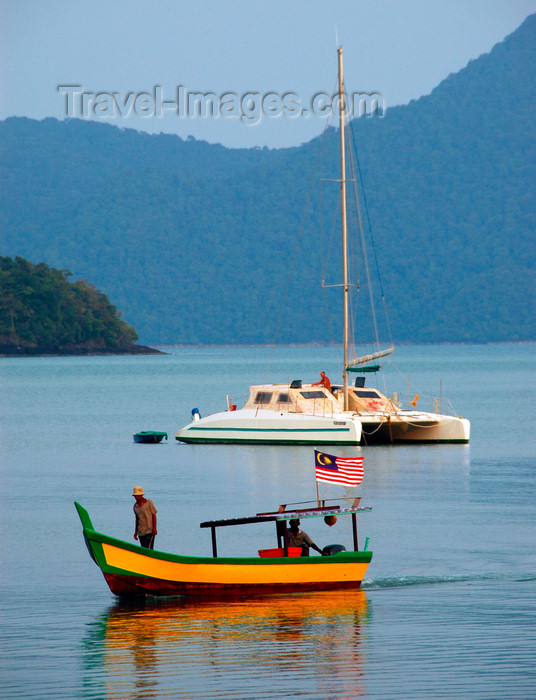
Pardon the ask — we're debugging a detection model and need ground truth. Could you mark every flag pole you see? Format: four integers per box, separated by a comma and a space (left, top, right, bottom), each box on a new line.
314, 448, 320, 506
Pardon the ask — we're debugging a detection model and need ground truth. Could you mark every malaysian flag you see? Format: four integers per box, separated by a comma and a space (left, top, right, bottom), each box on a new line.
314, 449, 364, 486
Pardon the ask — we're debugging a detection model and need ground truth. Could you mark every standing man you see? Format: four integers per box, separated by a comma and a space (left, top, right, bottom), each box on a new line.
132, 485, 157, 549
312, 371, 331, 391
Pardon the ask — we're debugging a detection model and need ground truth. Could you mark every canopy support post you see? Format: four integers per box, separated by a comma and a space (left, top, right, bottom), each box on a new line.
276, 520, 286, 549
210, 526, 218, 557
352, 512, 359, 551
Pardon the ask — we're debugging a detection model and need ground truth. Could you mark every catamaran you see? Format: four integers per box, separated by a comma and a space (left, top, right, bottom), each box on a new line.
176, 48, 470, 446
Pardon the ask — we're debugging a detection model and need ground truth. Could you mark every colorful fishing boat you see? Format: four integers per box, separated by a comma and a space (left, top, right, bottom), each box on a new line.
133, 430, 168, 443
74, 500, 372, 598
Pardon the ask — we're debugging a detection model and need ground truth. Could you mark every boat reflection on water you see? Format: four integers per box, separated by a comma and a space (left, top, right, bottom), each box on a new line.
83, 591, 370, 697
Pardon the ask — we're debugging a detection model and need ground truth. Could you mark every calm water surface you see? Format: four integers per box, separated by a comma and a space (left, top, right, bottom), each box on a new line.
1, 344, 535, 698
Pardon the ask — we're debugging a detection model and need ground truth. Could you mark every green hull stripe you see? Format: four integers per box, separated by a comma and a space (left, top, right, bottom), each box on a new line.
83, 528, 372, 570
176, 436, 467, 445
393, 439, 469, 444
176, 437, 360, 445
184, 427, 351, 433
362, 437, 469, 445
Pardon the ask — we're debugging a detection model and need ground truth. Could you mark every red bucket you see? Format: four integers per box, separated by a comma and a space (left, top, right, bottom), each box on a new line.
258, 547, 302, 558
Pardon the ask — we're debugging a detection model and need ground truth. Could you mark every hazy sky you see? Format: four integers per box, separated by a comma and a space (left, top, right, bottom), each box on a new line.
1, 1, 535, 148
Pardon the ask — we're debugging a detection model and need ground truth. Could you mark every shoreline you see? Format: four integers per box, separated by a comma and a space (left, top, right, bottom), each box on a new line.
0, 343, 165, 357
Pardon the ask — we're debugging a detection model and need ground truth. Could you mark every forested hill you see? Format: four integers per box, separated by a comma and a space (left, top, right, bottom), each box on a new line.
0, 256, 160, 355
1, 14, 535, 346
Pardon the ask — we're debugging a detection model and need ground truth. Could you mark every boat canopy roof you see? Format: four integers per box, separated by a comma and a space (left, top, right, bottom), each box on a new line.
200, 502, 371, 529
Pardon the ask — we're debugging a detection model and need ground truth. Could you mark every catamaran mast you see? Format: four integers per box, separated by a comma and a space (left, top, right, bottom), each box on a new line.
338, 47, 350, 410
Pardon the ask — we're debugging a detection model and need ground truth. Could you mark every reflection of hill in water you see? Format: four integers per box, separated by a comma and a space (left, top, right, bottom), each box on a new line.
82, 591, 370, 697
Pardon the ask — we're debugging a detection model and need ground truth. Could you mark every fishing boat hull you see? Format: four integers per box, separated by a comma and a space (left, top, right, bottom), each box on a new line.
176, 408, 362, 445
75, 502, 372, 598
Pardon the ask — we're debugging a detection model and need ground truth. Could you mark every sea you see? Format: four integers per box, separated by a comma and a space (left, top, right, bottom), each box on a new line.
1, 343, 535, 699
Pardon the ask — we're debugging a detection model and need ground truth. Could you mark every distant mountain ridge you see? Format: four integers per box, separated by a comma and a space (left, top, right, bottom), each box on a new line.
1, 14, 535, 345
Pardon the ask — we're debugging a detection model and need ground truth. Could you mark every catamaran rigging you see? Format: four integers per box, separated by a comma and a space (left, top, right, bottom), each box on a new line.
175, 48, 470, 446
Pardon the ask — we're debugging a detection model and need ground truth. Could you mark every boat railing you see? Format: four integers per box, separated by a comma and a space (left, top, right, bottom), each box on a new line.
313, 397, 334, 418
251, 399, 335, 418
430, 396, 456, 416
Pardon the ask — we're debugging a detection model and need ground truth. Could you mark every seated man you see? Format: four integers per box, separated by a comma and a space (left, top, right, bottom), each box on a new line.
286, 518, 326, 556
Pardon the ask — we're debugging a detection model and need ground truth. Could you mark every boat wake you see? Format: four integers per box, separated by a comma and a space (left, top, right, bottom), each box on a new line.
362, 572, 536, 589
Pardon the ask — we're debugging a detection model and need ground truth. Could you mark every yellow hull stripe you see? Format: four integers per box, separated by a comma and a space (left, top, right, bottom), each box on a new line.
102, 543, 369, 585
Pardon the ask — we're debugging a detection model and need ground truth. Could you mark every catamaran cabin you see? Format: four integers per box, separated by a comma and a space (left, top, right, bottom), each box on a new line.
242, 380, 393, 416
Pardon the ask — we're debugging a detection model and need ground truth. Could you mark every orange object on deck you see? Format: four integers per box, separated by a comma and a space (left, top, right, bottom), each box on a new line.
258, 547, 302, 558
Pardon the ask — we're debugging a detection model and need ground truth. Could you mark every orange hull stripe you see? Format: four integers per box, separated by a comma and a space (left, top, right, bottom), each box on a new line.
102, 543, 369, 585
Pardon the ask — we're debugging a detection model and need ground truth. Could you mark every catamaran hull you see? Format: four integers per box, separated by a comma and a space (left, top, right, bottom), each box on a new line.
360, 415, 471, 444
176, 409, 362, 445
176, 409, 469, 445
